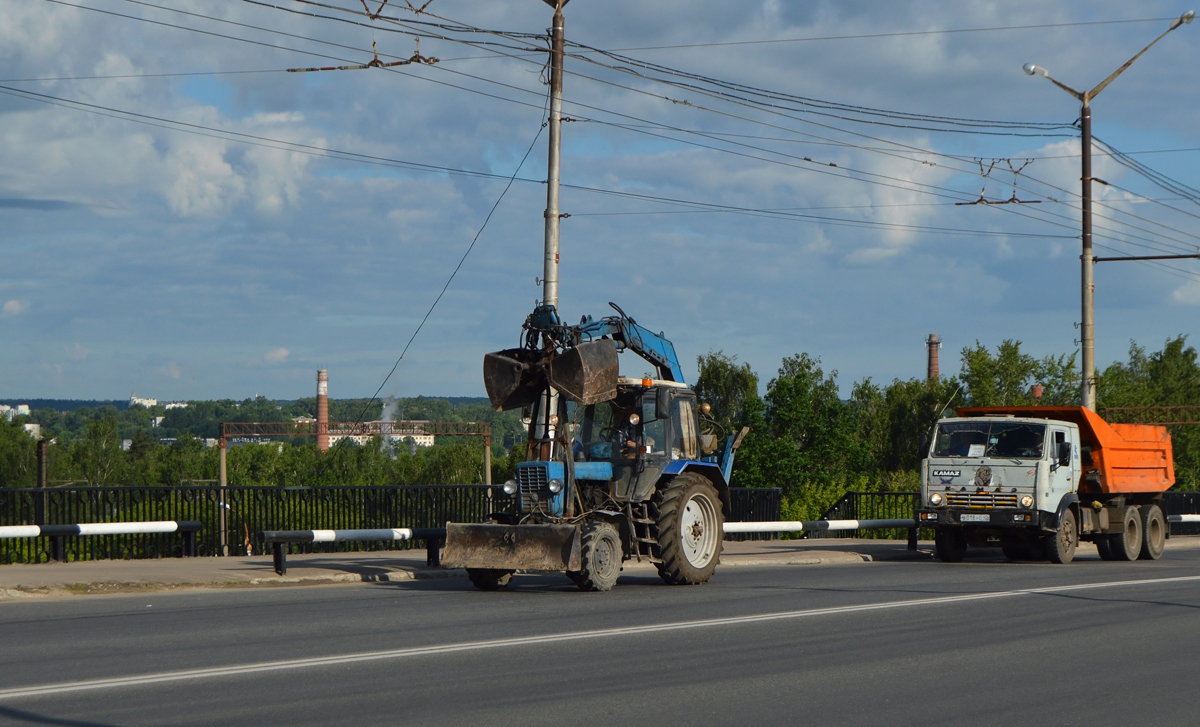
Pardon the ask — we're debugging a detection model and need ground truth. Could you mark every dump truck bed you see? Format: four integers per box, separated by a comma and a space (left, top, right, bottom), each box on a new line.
955, 406, 1174, 495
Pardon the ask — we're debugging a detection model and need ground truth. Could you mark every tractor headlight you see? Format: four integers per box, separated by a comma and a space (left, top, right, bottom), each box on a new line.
929, 492, 944, 506
1020, 495, 1034, 508
548, 479, 564, 494
502, 479, 517, 495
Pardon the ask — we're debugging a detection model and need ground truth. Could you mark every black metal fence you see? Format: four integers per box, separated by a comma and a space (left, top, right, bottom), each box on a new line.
0, 486, 515, 564
0, 485, 784, 564
725, 487, 782, 541
1165, 491, 1200, 536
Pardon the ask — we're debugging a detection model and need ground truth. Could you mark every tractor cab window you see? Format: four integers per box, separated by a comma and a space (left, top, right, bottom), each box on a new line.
575, 392, 641, 461
642, 396, 666, 456
671, 397, 698, 461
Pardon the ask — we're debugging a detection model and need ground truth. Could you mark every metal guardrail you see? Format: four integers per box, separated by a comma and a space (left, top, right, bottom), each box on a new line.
724, 518, 919, 550
261, 528, 446, 575
0, 521, 202, 560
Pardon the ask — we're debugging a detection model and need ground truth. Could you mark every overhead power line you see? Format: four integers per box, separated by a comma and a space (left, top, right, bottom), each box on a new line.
590, 17, 1183, 52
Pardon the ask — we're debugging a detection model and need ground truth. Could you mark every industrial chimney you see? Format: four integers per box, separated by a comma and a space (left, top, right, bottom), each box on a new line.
316, 369, 329, 452
926, 334, 941, 381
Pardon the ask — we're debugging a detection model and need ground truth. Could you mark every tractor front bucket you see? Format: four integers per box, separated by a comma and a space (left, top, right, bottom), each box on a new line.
548, 339, 619, 405
483, 348, 547, 412
441, 523, 582, 571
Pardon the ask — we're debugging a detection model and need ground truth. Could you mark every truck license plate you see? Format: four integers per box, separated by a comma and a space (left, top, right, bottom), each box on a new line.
960, 513, 990, 523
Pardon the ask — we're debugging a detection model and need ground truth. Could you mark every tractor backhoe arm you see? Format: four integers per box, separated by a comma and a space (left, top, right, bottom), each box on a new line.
574, 311, 685, 383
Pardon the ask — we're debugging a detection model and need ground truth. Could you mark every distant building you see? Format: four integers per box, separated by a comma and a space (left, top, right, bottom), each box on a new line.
130, 392, 157, 408
121, 439, 133, 451
23, 423, 41, 439
163, 402, 189, 410
329, 422, 435, 448
2, 404, 31, 422
151, 416, 165, 427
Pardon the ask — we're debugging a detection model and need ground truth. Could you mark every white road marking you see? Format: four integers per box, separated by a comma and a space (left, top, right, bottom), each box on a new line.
3, 573, 1199, 700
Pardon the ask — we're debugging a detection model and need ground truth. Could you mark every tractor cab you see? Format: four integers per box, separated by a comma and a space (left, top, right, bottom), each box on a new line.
512, 378, 711, 517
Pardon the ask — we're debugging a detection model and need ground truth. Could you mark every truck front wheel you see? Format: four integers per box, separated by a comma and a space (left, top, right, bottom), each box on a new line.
1045, 508, 1078, 564
1138, 504, 1166, 561
934, 528, 967, 562
653, 473, 723, 585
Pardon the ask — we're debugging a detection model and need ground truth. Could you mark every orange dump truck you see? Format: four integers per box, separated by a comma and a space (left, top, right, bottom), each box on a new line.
916, 406, 1174, 564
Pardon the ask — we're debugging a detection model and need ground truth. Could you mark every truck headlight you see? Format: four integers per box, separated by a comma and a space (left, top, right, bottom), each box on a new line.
1020, 495, 1034, 508
929, 492, 944, 506
502, 479, 517, 495
548, 479, 564, 494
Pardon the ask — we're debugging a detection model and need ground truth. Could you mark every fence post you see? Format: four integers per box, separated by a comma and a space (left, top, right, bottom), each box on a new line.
218, 440, 228, 556
35, 439, 48, 528
426, 536, 442, 568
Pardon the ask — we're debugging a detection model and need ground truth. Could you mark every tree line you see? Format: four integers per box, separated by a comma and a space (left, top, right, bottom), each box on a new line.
1, 337, 1196, 522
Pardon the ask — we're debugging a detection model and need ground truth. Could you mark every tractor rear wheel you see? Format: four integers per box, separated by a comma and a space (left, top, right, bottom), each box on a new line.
653, 473, 723, 585
569, 520, 622, 592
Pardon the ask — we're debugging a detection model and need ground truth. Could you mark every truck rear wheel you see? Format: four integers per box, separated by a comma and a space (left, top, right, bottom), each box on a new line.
934, 528, 967, 562
1112, 505, 1143, 561
1095, 537, 1116, 561
1045, 508, 1077, 564
467, 568, 514, 590
653, 473, 723, 585
569, 521, 622, 592
1138, 504, 1166, 561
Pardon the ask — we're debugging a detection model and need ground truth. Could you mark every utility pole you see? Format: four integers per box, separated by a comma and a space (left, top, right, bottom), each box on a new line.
541, 0, 567, 310
1023, 10, 1194, 411
532, 0, 569, 460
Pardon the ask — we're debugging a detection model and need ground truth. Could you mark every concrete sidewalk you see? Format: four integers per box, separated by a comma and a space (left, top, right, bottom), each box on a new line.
0, 538, 914, 599
2, 536, 1196, 600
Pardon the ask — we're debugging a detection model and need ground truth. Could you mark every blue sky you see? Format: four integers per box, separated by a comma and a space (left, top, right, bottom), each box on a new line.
1, 0, 1198, 400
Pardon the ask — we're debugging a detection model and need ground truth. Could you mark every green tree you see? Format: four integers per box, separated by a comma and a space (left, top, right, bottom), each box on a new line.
69, 417, 124, 487
694, 350, 763, 433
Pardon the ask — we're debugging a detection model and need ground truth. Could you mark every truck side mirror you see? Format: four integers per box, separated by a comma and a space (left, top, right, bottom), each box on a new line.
654, 387, 671, 420
1057, 441, 1071, 467
918, 433, 929, 460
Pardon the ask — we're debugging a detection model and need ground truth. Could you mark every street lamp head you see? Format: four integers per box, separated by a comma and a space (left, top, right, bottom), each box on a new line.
1171, 9, 1195, 29
1023, 63, 1048, 77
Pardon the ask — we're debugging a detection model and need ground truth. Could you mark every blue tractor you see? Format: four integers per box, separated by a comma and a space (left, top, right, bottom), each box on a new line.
440, 302, 749, 591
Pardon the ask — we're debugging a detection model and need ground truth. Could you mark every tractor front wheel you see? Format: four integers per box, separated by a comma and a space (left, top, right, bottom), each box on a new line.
653, 474, 723, 585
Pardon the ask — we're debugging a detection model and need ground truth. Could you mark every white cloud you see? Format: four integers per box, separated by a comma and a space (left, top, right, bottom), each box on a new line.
158, 363, 182, 380
66, 343, 94, 360
2, 300, 29, 316
264, 347, 290, 363
163, 138, 246, 217
1173, 282, 1200, 306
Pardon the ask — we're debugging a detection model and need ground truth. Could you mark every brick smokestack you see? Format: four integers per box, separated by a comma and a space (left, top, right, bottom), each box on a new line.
316, 369, 329, 452
926, 334, 941, 381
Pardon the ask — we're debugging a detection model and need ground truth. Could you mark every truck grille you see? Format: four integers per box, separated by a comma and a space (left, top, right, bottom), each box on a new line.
516, 464, 549, 510
947, 492, 1019, 509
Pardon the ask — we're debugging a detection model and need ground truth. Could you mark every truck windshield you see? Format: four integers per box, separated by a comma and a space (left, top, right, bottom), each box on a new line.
934, 421, 1047, 459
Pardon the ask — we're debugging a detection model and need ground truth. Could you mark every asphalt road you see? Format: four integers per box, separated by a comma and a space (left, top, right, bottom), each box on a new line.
2, 546, 1200, 727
